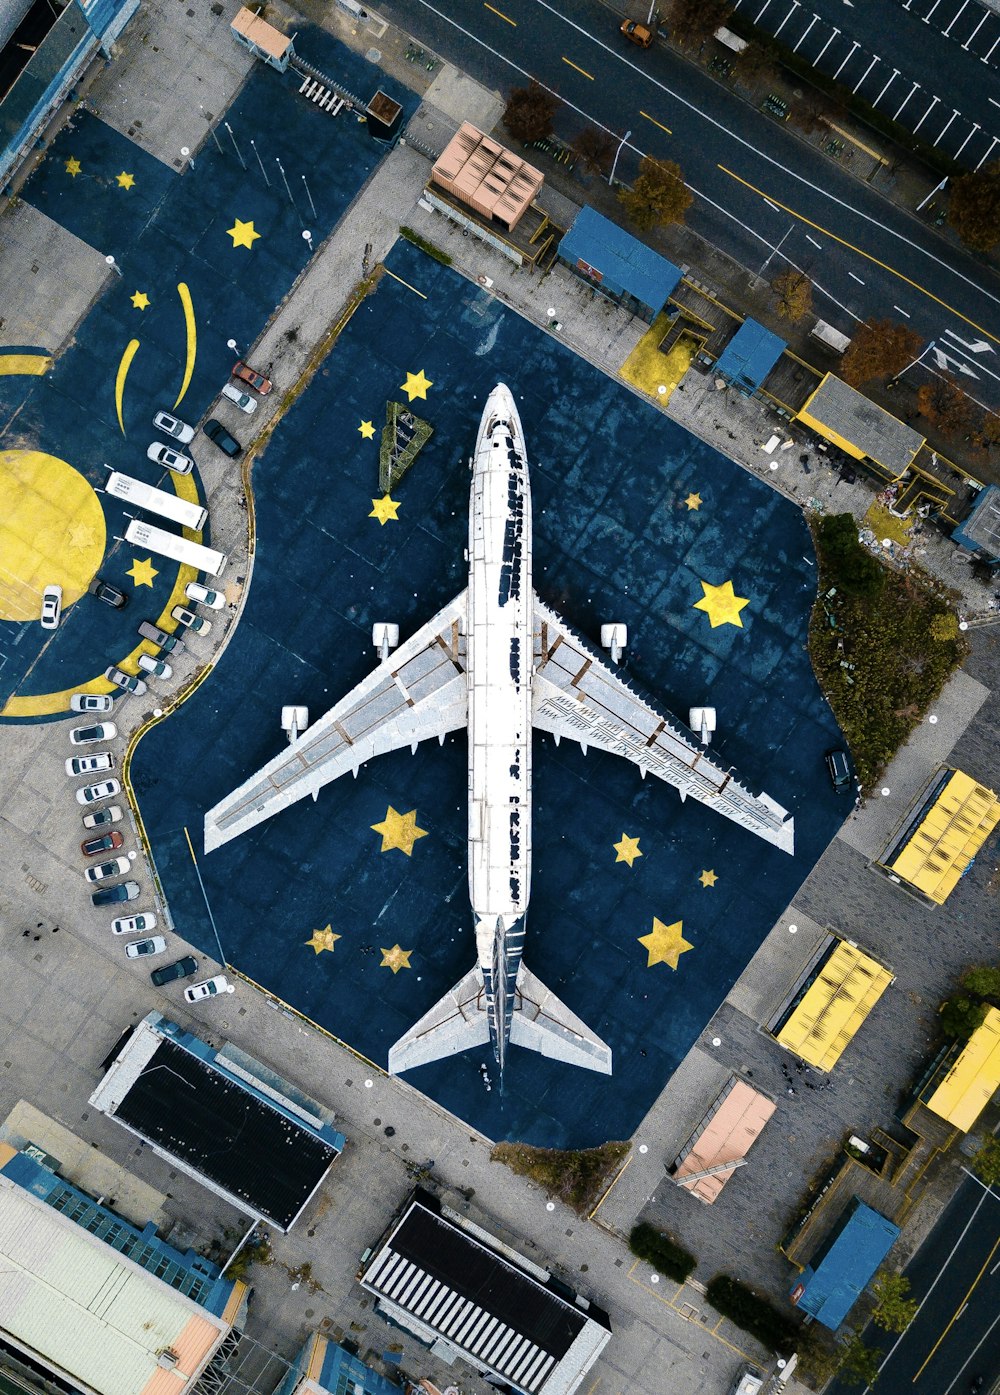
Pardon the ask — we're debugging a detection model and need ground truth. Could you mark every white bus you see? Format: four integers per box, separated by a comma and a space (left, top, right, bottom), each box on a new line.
124, 519, 227, 577
105, 471, 208, 531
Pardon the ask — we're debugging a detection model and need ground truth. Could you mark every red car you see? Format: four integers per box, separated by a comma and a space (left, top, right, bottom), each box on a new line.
232, 359, 272, 395
81, 831, 125, 857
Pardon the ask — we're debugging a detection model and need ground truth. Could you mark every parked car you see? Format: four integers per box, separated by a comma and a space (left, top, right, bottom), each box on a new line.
146, 441, 194, 474
40, 584, 62, 630
150, 955, 199, 986
221, 381, 257, 414
825, 748, 853, 794
620, 17, 653, 46
89, 577, 128, 608
77, 778, 122, 805
70, 721, 117, 746
125, 935, 167, 959
81, 831, 124, 857
184, 974, 235, 1003
71, 693, 114, 713
171, 605, 212, 634
105, 666, 148, 696
138, 620, 185, 652
83, 804, 123, 829
112, 912, 157, 935
203, 418, 241, 457
152, 410, 195, 443
138, 653, 172, 678
66, 752, 114, 777
232, 359, 272, 395
92, 879, 140, 906
185, 581, 225, 610
85, 856, 131, 883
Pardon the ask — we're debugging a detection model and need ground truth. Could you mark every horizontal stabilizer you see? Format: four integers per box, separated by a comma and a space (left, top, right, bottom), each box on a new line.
388, 966, 490, 1075
510, 962, 612, 1074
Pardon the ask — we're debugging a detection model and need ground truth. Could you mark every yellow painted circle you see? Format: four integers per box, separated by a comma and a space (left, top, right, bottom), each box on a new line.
0, 449, 106, 621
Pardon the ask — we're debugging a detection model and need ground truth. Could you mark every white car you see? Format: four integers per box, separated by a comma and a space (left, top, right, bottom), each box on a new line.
185, 581, 225, 610
126, 936, 167, 959
221, 382, 257, 414
113, 913, 157, 935
137, 653, 172, 679
147, 442, 194, 475
171, 605, 212, 634
184, 974, 235, 1003
66, 752, 114, 777
69, 722, 117, 745
40, 585, 62, 630
83, 804, 123, 829
85, 856, 131, 883
76, 778, 122, 805
71, 693, 113, 713
152, 410, 195, 443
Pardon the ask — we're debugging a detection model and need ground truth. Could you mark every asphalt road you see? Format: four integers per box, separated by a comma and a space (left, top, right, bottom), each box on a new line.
379, 0, 1000, 411
826, 1168, 1000, 1395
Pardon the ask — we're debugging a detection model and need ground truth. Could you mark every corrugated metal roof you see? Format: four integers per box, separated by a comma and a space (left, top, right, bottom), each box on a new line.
673, 1080, 776, 1203
558, 207, 682, 312
796, 374, 924, 475
888, 769, 1000, 904
795, 1201, 899, 1330
776, 941, 893, 1070
952, 484, 1000, 559
715, 320, 786, 393
926, 1007, 1000, 1131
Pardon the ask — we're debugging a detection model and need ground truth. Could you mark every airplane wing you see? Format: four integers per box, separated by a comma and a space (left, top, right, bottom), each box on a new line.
531, 595, 794, 853
204, 592, 468, 852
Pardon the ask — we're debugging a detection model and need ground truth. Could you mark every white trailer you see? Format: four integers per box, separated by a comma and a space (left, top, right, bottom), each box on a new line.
810, 319, 853, 354
105, 471, 208, 531
124, 519, 226, 577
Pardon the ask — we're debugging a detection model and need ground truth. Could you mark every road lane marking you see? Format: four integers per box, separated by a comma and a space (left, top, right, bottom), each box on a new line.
849, 271, 865, 283
893, 305, 911, 316
765, 198, 780, 211
806, 234, 822, 248
640, 109, 672, 135
484, 2, 517, 23
562, 55, 594, 78
912, 1232, 1000, 1380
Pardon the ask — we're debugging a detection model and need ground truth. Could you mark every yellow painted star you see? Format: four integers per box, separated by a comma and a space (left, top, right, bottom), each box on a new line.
380, 944, 413, 974
306, 924, 341, 954
65, 156, 81, 177
693, 579, 750, 629
699, 869, 718, 888
127, 556, 158, 588
130, 290, 150, 310
67, 521, 98, 551
359, 419, 376, 440
684, 492, 702, 511
371, 806, 428, 856
227, 218, 261, 250
400, 369, 433, 401
613, 833, 643, 867
638, 918, 694, 970
116, 171, 135, 190
370, 494, 400, 525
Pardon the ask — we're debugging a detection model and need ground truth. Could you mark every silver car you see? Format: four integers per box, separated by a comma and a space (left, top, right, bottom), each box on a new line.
85, 856, 131, 883
152, 410, 194, 443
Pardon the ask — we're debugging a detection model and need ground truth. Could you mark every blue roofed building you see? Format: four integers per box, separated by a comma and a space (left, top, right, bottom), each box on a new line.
790, 1199, 900, 1330
274, 1333, 404, 1395
952, 483, 1000, 562
715, 319, 787, 396
557, 206, 682, 322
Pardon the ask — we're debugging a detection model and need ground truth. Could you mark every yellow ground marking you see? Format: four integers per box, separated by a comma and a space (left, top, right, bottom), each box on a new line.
621, 311, 694, 399
383, 267, 428, 299
371, 805, 428, 855
227, 218, 260, 249
400, 368, 433, 400
684, 491, 702, 510
130, 291, 150, 311
913, 1231, 1000, 1379
693, 578, 749, 628
824, 121, 888, 164
306, 925, 341, 954
638, 917, 693, 969
173, 281, 196, 410
380, 944, 413, 972
115, 171, 135, 190
865, 498, 913, 546
700, 869, 718, 887
484, 1, 516, 23
562, 56, 594, 79
640, 109, 672, 135
3, 681, 108, 719
115, 337, 140, 433
613, 833, 643, 866
370, 493, 401, 524
626, 1260, 760, 1360
588, 1150, 633, 1219
0, 353, 52, 375
718, 166, 1000, 347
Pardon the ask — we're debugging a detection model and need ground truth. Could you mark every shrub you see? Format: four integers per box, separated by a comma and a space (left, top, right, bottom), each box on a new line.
628, 1222, 696, 1282
939, 995, 989, 1039
399, 226, 452, 265
491, 1140, 629, 1215
705, 1275, 798, 1354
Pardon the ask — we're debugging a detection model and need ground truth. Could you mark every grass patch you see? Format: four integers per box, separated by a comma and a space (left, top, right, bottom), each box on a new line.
399, 225, 452, 265
706, 1275, 798, 1354
491, 1140, 630, 1215
629, 1222, 696, 1282
809, 513, 968, 788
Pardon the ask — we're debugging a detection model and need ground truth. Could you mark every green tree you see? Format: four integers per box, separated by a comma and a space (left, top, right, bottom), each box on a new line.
971, 1134, 1000, 1187
795, 1325, 843, 1386
870, 1272, 918, 1333
670, 0, 733, 46
571, 126, 615, 178
840, 1332, 881, 1387
618, 155, 692, 230
816, 513, 885, 599
502, 81, 559, 143
840, 317, 923, 387
771, 268, 813, 320
961, 965, 1000, 1000
948, 163, 1000, 252
939, 995, 989, 1039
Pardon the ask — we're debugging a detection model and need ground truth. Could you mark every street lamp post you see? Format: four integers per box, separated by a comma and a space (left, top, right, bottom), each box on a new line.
105, 254, 122, 277
609, 129, 632, 187
888, 339, 935, 388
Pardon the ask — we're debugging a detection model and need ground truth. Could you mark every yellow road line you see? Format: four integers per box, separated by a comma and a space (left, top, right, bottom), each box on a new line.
640, 109, 672, 135
184, 824, 198, 865
382, 267, 428, 299
484, 1, 516, 24
624, 1261, 760, 1361
562, 56, 594, 79
173, 281, 196, 410
913, 1231, 1000, 1380
717, 165, 1000, 347
115, 337, 140, 433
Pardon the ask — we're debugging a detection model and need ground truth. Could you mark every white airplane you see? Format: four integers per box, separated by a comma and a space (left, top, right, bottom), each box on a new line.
204, 384, 794, 1080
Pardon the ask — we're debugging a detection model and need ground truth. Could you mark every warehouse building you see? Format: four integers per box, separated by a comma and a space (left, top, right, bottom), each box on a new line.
557, 206, 682, 322
919, 1007, 1000, 1132
790, 1198, 899, 1330
768, 935, 894, 1071
877, 767, 1000, 904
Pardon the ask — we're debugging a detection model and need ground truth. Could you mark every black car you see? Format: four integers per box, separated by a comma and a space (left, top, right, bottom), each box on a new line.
92, 880, 140, 906
89, 577, 128, 608
204, 417, 241, 457
825, 748, 853, 794
150, 955, 199, 987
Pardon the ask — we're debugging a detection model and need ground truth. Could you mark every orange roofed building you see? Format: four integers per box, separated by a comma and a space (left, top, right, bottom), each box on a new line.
431, 123, 544, 231
669, 1079, 777, 1204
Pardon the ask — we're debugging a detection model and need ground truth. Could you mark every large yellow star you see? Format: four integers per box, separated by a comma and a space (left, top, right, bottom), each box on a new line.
67, 521, 98, 551
116, 171, 135, 190
613, 833, 643, 867
693, 579, 749, 629
131, 291, 150, 310
699, 869, 718, 888
638, 917, 694, 970
127, 556, 158, 588
400, 369, 432, 401
684, 492, 702, 511
65, 157, 81, 177
306, 924, 341, 954
370, 494, 400, 525
227, 218, 261, 250
359, 419, 376, 440
371, 806, 428, 856
380, 944, 413, 974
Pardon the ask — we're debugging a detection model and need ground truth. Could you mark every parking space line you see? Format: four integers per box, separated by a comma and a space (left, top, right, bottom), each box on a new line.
894, 82, 920, 120
755, 0, 774, 21
849, 271, 865, 284
977, 134, 1000, 169
893, 305, 911, 317
639, 109, 672, 134
955, 121, 981, 160
382, 268, 428, 299
874, 68, 899, 104
833, 40, 859, 79
815, 26, 840, 63
773, 1, 800, 38
963, 12, 988, 49
913, 95, 939, 133
935, 109, 959, 145
806, 234, 822, 248
984, 32, 1000, 62
793, 15, 817, 51
853, 55, 879, 91
943, 0, 969, 37
561, 56, 594, 78
923, 0, 943, 23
